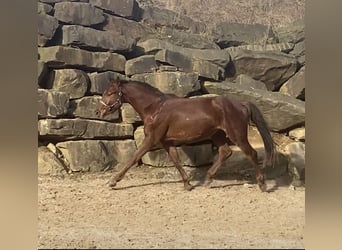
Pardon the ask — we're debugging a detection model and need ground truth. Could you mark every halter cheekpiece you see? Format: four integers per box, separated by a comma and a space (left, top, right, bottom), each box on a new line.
100, 86, 123, 111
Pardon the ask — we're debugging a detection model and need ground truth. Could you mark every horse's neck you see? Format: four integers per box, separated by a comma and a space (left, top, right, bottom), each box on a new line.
123, 83, 164, 120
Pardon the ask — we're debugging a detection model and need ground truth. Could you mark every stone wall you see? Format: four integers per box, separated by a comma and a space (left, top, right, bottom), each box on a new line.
38, 0, 305, 185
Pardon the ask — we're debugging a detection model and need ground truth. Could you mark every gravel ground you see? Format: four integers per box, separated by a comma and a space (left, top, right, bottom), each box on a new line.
38, 166, 305, 249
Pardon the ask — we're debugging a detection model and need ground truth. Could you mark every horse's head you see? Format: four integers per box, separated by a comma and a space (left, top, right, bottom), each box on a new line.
96, 78, 123, 119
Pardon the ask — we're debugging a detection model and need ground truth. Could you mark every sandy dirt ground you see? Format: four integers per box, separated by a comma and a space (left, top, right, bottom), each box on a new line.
38, 166, 305, 249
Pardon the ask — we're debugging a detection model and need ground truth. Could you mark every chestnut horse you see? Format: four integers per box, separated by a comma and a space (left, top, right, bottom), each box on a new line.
96, 78, 276, 192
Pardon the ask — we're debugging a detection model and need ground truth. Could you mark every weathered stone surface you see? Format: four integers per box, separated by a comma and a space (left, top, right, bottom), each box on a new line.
89, 0, 139, 19
38, 89, 70, 118
38, 60, 49, 87
285, 142, 305, 185
142, 144, 213, 167
228, 49, 298, 91
290, 40, 305, 67
141, 6, 205, 33
68, 96, 119, 121
211, 22, 277, 48
279, 66, 305, 100
38, 2, 53, 14
121, 103, 141, 123
218, 145, 288, 179
62, 25, 135, 52
137, 39, 230, 68
125, 55, 157, 76
38, 46, 126, 72
290, 40, 305, 57
158, 65, 178, 72
88, 71, 128, 94
234, 74, 267, 91
192, 59, 225, 81
276, 19, 304, 44
49, 69, 89, 99
134, 126, 161, 150
155, 49, 192, 72
204, 81, 305, 132
56, 140, 137, 172
148, 27, 220, 49
131, 72, 200, 97
155, 49, 225, 80
37, 13, 59, 46
38, 146, 67, 176
40, 0, 89, 3
38, 118, 134, 139
226, 42, 295, 53
289, 127, 305, 142
54, 2, 105, 26
101, 14, 153, 41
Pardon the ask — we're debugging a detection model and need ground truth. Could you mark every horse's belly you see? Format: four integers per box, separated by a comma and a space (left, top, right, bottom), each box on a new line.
164, 117, 217, 143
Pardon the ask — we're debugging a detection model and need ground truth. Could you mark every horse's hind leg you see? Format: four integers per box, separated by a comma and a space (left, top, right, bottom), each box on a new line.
236, 140, 267, 192
163, 143, 194, 191
204, 131, 232, 187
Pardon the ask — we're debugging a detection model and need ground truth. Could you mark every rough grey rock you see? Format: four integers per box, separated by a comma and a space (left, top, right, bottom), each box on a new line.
89, 0, 140, 20
68, 96, 119, 121
38, 146, 67, 176
155, 49, 225, 80
38, 46, 126, 72
142, 144, 213, 167
226, 42, 295, 53
288, 127, 305, 142
146, 27, 220, 49
279, 66, 305, 100
121, 103, 141, 123
204, 81, 305, 132
155, 49, 192, 72
54, 2, 105, 26
131, 71, 200, 97
38, 89, 70, 118
140, 6, 205, 33
234, 74, 267, 91
137, 39, 230, 68
285, 142, 305, 185
101, 14, 153, 41
228, 49, 298, 91
56, 140, 137, 172
211, 22, 277, 48
192, 59, 225, 81
37, 13, 59, 46
38, 61, 49, 87
40, 0, 89, 3
276, 19, 304, 44
49, 69, 90, 99
88, 71, 128, 95
125, 55, 158, 76
37, 2, 53, 14
38, 118, 134, 140
62, 25, 135, 52
218, 145, 288, 180
135, 127, 214, 168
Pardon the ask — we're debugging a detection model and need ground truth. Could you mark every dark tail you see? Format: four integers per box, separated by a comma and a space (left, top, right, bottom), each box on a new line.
248, 102, 276, 168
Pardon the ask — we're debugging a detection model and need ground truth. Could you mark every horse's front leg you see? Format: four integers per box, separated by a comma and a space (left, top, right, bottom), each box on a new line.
108, 137, 154, 188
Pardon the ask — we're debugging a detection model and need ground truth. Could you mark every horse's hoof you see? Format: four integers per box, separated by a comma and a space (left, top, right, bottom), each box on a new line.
184, 183, 194, 191
203, 179, 212, 188
258, 183, 267, 192
108, 179, 117, 188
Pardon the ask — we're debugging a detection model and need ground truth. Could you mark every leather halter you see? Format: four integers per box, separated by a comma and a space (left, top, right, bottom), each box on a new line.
100, 86, 123, 111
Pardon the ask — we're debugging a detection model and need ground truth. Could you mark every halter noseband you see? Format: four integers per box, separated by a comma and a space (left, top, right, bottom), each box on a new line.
100, 86, 123, 111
